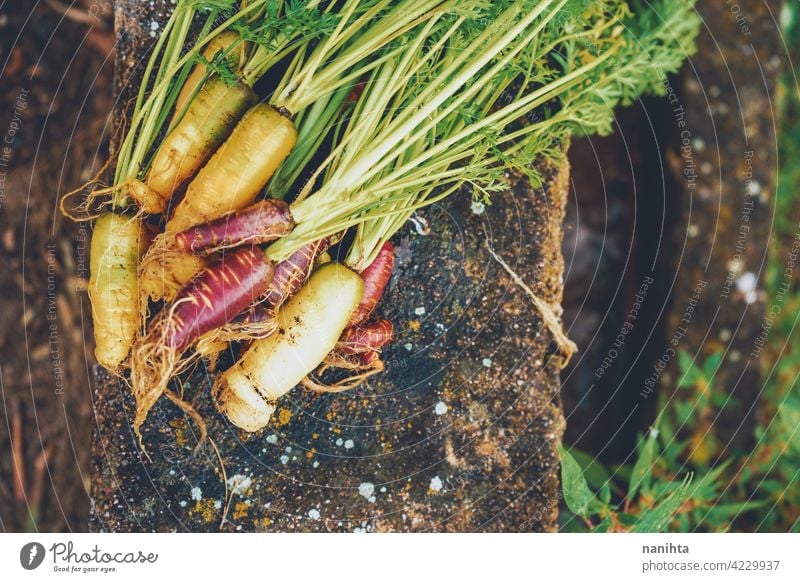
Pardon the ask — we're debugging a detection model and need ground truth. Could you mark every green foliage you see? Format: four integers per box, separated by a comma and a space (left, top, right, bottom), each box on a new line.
560, 345, 799, 531
559, 445, 601, 518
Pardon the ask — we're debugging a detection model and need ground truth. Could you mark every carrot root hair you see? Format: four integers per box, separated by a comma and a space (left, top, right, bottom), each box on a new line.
129, 301, 203, 441
302, 350, 385, 394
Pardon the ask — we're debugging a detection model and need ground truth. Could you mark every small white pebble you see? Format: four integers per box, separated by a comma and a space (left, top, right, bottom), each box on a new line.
308, 508, 321, 521
150, 20, 159, 30
190, 486, 202, 501
470, 200, 486, 215
179, 500, 187, 508
482, 357, 492, 368
280, 455, 289, 465
691, 137, 706, 152
429, 476, 443, 492
736, 272, 757, 294
404, 343, 413, 351
359, 482, 375, 500
414, 306, 426, 316
344, 439, 354, 449
313, 460, 320, 468
380, 486, 387, 493
335, 438, 344, 446
214, 500, 222, 509
227, 474, 252, 496
434, 401, 448, 416
266, 434, 278, 444
746, 180, 762, 196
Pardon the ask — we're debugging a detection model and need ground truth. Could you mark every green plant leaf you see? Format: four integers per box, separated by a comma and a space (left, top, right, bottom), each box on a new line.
566, 448, 612, 490
559, 445, 601, 519
702, 352, 724, 378
677, 351, 701, 388
632, 474, 694, 533
628, 429, 658, 499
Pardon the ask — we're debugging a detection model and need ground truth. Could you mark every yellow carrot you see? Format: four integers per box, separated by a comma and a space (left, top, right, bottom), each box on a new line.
136, 77, 256, 214
89, 212, 147, 371
168, 104, 297, 232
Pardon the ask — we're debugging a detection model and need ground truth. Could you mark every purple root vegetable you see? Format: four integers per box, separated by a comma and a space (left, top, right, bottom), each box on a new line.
130, 246, 275, 436
174, 199, 295, 254
165, 247, 275, 351
348, 242, 395, 327
336, 319, 394, 355
263, 237, 330, 308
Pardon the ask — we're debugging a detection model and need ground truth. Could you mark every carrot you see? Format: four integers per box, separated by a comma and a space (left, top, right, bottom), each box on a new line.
89, 213, 147, 371
133, 29, 253, 214
166, 248, 275, 352
348, 241, 394, 326
134, 77, 257, 214
263, 238, 330, 308
184, 237, 330, 366
168, 104, 297, 233
174, 199, 294, 253
336, 319, 394, 355
131, 246, 275, 435
173, 31, 241, 120
213, 262, 363, 431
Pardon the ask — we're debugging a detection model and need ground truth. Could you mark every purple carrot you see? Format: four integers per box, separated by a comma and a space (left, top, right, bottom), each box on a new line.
174, 199, 295, 253
262, 238, 331, 308
336, 319, 394, 355
232, 303, 272, 326
348, 242, 395, 327
166, 247, 274, 351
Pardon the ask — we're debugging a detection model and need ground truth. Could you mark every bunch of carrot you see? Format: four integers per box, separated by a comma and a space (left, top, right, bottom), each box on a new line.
66, 0, 699, 439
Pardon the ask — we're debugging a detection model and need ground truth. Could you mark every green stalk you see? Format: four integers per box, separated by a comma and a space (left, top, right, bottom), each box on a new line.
271, 0, 450, 114
261, 0, 699, 267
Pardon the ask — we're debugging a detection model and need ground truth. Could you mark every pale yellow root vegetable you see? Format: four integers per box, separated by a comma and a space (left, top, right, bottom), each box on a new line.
89, 212, 147, 371
213, 263, 364, 432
